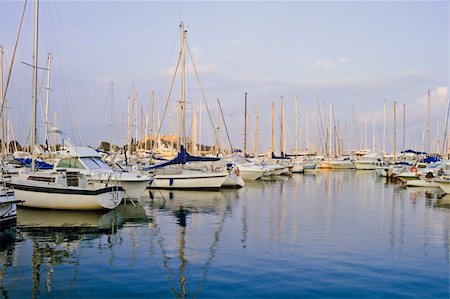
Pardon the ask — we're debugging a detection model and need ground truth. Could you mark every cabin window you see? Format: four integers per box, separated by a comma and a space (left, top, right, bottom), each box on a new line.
81, 157, 110, 170
56, 158, 85, 169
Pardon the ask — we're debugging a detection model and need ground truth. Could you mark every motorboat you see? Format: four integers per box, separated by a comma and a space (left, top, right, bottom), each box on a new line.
54, 143, 151, 199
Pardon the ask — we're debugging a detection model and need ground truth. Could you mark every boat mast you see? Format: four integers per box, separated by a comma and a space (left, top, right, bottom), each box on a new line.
426, 89, 431, 153
271, 101, 275, 154
403, 103, 406, 150
199, 100, 202, 154
442, 98, 450, 156
372, 119, 375, 153
383, 100, 386, 154
192, 105, 197, 154
393, 101, 397, 162
109, 82, 114, 150
217, 98, 233, 154
216, 101, 221, 154
31, 0, 39, 172
243, 92, 247, 156
280, 96, 284, 155
254, 101, 259, 156
306, 107, 309, 153
328, 103, 332, 158
352, 105, 356, 150
295, 95, 298, 156
44, 52, 52, 146
180, 23, 187, 150
0, 46, 4, 157
364, 117, 368, 151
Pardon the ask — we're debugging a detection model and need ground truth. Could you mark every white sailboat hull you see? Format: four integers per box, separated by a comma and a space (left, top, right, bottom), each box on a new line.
354, 162, 379, 170
436, 180, 450, 194
406, 179, 439, 188
222, 174, 245, 188
0, 190, 18, 226
329, 162, 355, 169
89, 177, 150, 199
149, 170, 228, 189
240, 169, 265, 180
13, 184, 124, 210
291, 162, 304, 173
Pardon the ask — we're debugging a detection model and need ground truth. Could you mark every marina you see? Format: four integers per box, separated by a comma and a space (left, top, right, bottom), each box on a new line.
0, 1, 449, 298
0, 171, 449, 298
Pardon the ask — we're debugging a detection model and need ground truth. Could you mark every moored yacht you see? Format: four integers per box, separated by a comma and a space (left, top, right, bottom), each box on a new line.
329, 156, 355, 169
354, 153, 383, 170
0, 181, 19, 228
54, 143, 151, 199
10, 170, 124, 210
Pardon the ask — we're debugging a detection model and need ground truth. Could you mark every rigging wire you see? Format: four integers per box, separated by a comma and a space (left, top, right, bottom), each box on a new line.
1, 0, 28, 120
153, 51, 181, 153
49, 1, 85, 144
186, 42, 217, 144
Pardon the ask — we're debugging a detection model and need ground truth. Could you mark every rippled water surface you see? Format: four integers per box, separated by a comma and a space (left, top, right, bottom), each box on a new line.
1, 171, 449, 298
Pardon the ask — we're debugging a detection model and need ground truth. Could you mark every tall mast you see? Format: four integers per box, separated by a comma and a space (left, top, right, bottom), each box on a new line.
0, 46, 4, 157
151, 91, 155, 144
372, 119, 375, 153
271, 101, 275, 154
192, 105, 197, 154
180, 23, 187, 149
254, 102, 259, 156
199, 100, 202, 154
128, 85, 135, 155
393, 101, 397, 162
217, 98, 233, 154
31, 0, 39, 172
109, 81, 114, 150
216, 101, 221, 154
351, 105, 356, 150
328, 103, 332, 157
135, 94, 139, 149
403, 103, 406, 150
243, 92, 247, 156
383, 99, 386, 154
295, 95, 299, 155
280, 96, 284, 155
442, 98, 450, 156
364, 117, 368, 150
427, 89, 431, 152
306, 107, 309, 153
44, 52, 52, 145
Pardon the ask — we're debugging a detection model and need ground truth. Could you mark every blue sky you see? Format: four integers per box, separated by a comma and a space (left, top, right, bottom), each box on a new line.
0, 1, 448, 154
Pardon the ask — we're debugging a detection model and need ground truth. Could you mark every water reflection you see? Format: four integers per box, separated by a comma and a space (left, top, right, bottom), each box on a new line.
141, 190, 235, 298
18, 208, 125, 299
435, 194, 450, 209
0, 172, 448, 298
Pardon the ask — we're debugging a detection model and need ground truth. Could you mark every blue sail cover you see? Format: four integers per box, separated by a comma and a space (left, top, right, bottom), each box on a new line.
15, 157, 54, 170
401, 149, 427, 155
422, 156, 441, 163
143, 145, 220, 171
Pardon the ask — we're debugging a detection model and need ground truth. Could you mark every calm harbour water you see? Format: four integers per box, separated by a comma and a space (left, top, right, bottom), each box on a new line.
1, 170, 449, 298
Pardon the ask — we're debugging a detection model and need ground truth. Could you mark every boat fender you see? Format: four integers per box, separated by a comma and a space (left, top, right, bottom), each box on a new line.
426, 172, 434, 180
235, 167, 240, 177
411, 166, 417, 173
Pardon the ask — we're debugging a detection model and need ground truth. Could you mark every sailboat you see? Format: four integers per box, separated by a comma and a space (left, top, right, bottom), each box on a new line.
9, 0, 125, 210
0, 33, 20, 227
147, 23, 228, 190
